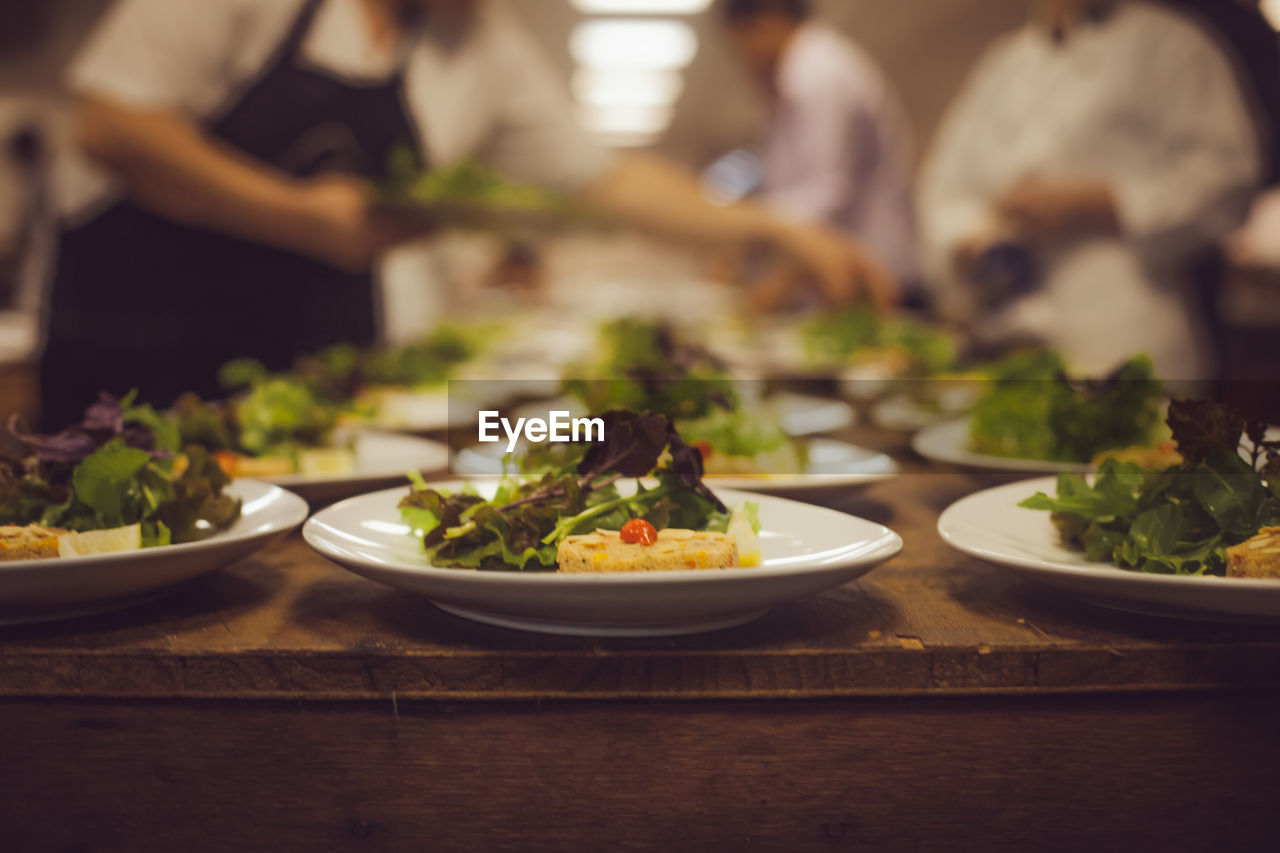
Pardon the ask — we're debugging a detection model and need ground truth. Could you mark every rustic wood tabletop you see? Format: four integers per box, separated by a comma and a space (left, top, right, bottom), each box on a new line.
2, 425, 1277, 851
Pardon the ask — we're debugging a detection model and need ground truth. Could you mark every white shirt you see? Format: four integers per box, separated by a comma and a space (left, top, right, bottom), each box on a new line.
59, 0, 613, 221
763, 21, 919, 283
918, 2, 1261, 380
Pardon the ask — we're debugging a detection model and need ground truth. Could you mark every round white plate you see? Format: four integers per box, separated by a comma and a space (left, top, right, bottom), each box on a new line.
916, 418, 1279, 475
772, 392, 856, 435
871, 384, 984, 431
0, 480, 308, 624
938, 477, 1280, 621
512, 393, 855, 439
453, 438, 897, 496
872, 396, 946, 432
366, 388, 461, 432
262, 431, 450, 504
367, 388, 499, 433
912, 418, 1094, 474
304, 484, 903, 636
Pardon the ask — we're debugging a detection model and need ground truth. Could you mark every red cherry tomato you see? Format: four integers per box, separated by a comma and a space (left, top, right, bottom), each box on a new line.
620, 518, 658, 546
692, 440, 714, 462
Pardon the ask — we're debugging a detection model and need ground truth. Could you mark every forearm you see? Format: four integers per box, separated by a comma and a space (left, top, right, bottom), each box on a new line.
580, 153, 784, 248
1062, 179, 1120, 237
583, 152, 896, 308
75, 96, 319, 254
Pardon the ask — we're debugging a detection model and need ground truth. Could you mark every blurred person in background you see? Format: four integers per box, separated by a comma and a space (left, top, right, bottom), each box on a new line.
40, 0, 894, 427
918, 0, 1266, 380
0, 105, 53, 346
0, 123, 43, 311
720, 0, 919, 307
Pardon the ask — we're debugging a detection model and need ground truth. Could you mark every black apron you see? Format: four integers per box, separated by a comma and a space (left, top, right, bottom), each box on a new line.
40, 0, 418, 428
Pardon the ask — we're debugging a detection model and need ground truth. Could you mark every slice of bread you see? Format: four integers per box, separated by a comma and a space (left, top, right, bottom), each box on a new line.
557, 528, 738, 574
0, 524, 67, 562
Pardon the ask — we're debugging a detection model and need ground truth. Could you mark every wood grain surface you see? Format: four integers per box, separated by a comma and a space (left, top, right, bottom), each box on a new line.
2, 693, 1278, 852
1, 427, 1279, 702
3, 422, 1279, 850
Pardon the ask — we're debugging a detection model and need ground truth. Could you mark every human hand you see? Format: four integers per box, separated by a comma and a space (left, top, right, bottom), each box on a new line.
291, 175, 426, 272
994, 176, 1117, 246
774, 221, 898, 310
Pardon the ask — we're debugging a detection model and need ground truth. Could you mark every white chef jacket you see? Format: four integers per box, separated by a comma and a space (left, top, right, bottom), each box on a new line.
917, 1, 1261, 380
763, 21, 919, 284
58, 0, 614, 222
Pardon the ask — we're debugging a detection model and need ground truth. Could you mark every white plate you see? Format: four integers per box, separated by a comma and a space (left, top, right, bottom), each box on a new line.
262, 431, 450, 504
871, 384, 984, 431
0, 480, 308, 624
366, 388, 460, 432
511, 393, 854, 439
772, 392, 856, 435
912, 417, 1094, 474
365, 379, 563, 433
915, 417, 1279, 475
703, 438, 897, 494
304, 484, 902, 636
938, 477, 1280, 621
454, 437, 896, 496
872, 396, 946, 431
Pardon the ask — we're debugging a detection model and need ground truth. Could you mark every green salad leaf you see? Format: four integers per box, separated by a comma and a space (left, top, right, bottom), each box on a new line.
969, 352, 1163, 464
294, 324, 488, 399
177, 365, 349, 461
804, 306, 958, 375
561, 318, 800, 463
399, 411, 730, 572
1019, 402, 1280, 576
1, 394, 242, 545
382, 153, 576, 216
71, 442, 152, 527
563, 319, 738, 423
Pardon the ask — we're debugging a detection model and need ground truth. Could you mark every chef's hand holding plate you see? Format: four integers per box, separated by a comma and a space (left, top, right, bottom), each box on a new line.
291, 173, 432, 273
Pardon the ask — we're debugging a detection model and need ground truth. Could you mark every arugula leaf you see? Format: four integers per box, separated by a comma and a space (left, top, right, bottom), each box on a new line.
1167, 399, 1245, 465
1022, 401, 1280, 577
1264, 457, 1280, 501
1190, 450, 1277, 540
1018, 461, 1144, 520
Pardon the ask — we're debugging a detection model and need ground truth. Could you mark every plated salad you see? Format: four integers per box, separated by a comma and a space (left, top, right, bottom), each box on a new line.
399, 411, 760, 573
805, 306, 958, 377
380, 154, 584, 227
968, 352, 1164, 464
174, 361, 358, 478
0, 393, 241, 560
562, 319, 806, 476
1021, 400, 1280, 578
294, 324, 488, 402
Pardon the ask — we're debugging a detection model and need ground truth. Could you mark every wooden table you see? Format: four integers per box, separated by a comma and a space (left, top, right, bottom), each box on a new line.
1, 429, 1279, 851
